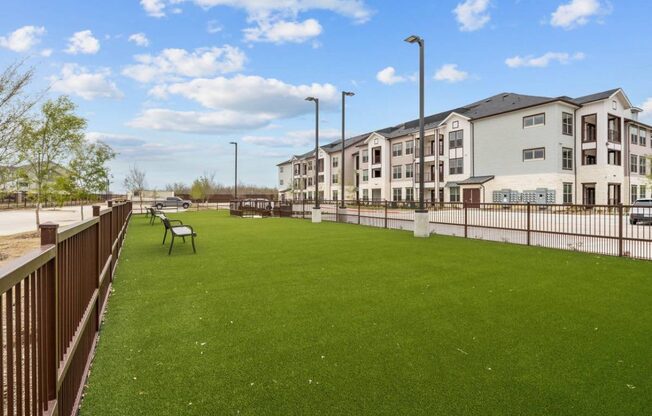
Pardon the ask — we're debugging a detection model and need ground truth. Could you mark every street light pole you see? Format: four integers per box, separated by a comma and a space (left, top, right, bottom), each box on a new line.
229, 141, 238, 199
405, 34, 428, 237
341, 91, 355, 208
305, 97, 320, 209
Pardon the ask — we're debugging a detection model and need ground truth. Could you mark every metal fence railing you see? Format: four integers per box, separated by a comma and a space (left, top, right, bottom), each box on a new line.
0, 200, 132, 416
239, 199, 651, 261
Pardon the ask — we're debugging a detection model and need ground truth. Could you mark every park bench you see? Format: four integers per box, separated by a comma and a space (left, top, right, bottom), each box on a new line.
160, 216, 197, 255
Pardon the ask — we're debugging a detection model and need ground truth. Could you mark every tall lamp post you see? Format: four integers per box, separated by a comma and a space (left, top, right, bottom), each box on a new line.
229, 141, 238, 199
341, 91, 355, 208
405, 34, 428, 237
305, 96, 321, 223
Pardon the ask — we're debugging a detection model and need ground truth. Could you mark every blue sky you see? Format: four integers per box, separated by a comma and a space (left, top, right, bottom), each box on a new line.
1, 0, 651, 191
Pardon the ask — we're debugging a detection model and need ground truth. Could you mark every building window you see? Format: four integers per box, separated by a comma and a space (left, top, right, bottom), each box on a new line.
372, 147, 382, 164
630, 125, 639, 145
449, 158, 463, 175
612, 100, 617, 110
392, 188, 402, 201
332, 174, 339, 184
641, 185, 647, 199
607, 149, 621, 166
523, 113, 545, 128
405, 164, 413, 178
452, 120, 459, 129
279, 179, 284, 186
362, 169, 369, 182
438, 134, 444, 156
640, 156, 647, 175
332, 190, 338, 201
523, 147, 545, 161
582, 149, 596, 165
607, 183, 621, 205
318, 159, 324, 172
362, 189, 369, 201
318, 175, 324, 183
392, 143, 403, 157
279, 166, 284, 173
449, 130, 463, 149
372, 168, 382, 178
392, 165, 402, 179
405, 140, 414, 155
640, 129, 647, 146
449, 186, 460, 202
630, 154, 638, 173
562, 112, 573, 135
563, 183, 573, 204
562, 147, 573, 170
332, 157, 338, 168
405, 187, 414, 201
307, 178, 313, 186
362, 149, 369, 163
631, 185, 638, 204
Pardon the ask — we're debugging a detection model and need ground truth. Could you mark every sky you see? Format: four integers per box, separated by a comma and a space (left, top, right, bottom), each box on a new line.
1, 0, 651, 192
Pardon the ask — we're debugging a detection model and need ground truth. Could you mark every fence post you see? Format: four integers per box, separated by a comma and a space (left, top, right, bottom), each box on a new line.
302, 199, 305, 219
384, 200, 388, 229
336, 202, 339, 223
618, 203, 623, 257
39, 222, 59, 407
526, 202, 531, 246
93, 205, 102, 329
357, 200, 361, 225
463, 202, 468, 238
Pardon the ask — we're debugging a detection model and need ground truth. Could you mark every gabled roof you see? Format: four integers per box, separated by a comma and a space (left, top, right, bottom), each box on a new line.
573, 88, 621, 105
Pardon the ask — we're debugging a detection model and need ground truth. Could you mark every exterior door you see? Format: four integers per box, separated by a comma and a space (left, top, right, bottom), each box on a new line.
463, 188, 480, 208
583, 184, 596, 206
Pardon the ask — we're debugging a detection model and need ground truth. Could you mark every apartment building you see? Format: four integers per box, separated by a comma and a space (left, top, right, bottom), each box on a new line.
277, 88, 651, 205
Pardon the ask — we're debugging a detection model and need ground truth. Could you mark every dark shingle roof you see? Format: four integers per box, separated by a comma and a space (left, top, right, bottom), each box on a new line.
573, 88, 620, 105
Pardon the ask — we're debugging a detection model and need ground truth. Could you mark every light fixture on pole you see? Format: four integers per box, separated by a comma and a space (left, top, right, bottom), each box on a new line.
341, 91, 355, 208
229, 141, 238, 199
305, 97, 320, 211
405, 34, 429, 237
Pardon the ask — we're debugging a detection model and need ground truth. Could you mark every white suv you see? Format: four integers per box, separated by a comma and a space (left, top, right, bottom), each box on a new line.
630, 198, 652, 225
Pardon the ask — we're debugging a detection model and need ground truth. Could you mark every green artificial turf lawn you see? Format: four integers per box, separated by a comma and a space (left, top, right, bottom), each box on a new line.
80, 211, 651, 416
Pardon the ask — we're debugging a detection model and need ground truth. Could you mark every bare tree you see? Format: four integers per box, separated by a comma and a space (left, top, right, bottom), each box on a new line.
165, 181, 190, 195
123, 165, 146, 212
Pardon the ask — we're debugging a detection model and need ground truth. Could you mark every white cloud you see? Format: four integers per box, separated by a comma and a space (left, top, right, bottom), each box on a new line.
151, 75, 337, 116
142, 0, 372, 23
244, 18, 322, 44
550, 0, 609, 29
141, 0, 166, 17
376, 67, 405, 85
132, 75, 338, 133
242, 129, 339, 147
129, 109, 274, 134
453, 0, 491, 32
128, 33, 150, 47
122, 45, 245, 83
434, 64, 469, 83
640, 98, 652, 121
49, 64, 123, 100
87, 131, 198, 161
505, 52, 585, 68
0, 25, 46, 52
65, 30, 100, 54
40, 48, 53, 57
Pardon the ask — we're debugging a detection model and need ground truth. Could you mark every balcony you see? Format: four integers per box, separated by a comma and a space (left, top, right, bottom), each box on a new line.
608, 129, 621, 143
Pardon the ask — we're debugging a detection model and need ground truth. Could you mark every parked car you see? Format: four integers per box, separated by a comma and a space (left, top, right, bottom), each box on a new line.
629, 198, 652, 225
153, 196, 192, 210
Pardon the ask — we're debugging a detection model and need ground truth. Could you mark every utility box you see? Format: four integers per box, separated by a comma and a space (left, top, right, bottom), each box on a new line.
522, 188, 556, 205
493, 189, 520, 203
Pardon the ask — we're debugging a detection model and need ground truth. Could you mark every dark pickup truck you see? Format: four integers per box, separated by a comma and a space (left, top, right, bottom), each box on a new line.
152, 196, 192, 210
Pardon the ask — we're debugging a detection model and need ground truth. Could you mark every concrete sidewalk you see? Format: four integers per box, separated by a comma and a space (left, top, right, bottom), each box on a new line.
0, 205, 105, 236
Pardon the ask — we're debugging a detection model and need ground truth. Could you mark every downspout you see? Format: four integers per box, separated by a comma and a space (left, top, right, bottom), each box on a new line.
471, 121, 475, 177
435, 127, 440, 203
573, 108, 578, 204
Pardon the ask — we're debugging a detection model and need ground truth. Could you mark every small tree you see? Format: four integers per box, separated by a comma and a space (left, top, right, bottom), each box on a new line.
165, 182, 189, 195
123, 165, 146, 212
18, 96, 86, 228
52, 174, 73, 208
190, 172, 216, 207
69, 141, 116, 219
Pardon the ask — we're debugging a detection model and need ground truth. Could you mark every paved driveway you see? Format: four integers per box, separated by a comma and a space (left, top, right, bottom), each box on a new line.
0, 205, 104, 236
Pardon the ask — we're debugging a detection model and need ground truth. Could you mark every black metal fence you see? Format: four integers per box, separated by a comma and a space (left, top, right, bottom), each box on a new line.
269, 200, 652, 261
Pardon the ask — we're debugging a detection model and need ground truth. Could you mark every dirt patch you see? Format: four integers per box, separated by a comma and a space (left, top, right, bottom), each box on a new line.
0, 231, 40, 267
